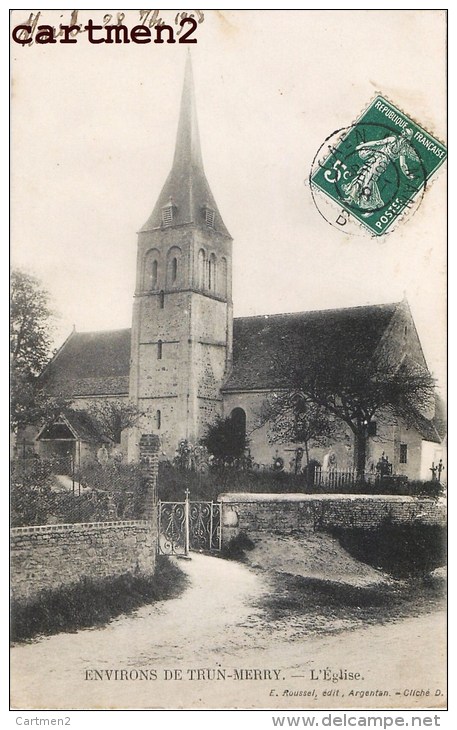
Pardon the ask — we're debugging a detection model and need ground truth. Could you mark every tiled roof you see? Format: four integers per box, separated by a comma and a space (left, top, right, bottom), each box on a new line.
410, 411, 442, 445
42, 304, 401, 399
63, 409, 110, 443
223, 302, 399, 392
41, 329, 131, 397
433, 395, 447, 440
37, 408, 110, 443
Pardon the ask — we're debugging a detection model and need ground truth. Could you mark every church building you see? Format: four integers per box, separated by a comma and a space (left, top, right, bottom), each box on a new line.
36, 57, 445, 481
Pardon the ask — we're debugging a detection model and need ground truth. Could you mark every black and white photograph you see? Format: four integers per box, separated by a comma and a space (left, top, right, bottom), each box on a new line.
10, 9, 447, 713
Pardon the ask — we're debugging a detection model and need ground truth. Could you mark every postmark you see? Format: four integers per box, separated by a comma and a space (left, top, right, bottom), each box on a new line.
310, 95, 446, 236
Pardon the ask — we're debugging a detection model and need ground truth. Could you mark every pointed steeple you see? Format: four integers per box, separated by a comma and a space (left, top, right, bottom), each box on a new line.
140, 55, 231, 237
173, 53, 203, 171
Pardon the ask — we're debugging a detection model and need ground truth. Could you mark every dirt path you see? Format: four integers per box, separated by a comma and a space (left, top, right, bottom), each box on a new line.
11, 554, 446, 710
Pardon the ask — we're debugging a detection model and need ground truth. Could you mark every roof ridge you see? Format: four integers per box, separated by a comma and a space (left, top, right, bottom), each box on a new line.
73, 327, 131, 336
233, 301, 401, 322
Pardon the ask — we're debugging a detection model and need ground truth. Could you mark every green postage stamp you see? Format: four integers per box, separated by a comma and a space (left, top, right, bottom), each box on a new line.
310, 95, 447, 236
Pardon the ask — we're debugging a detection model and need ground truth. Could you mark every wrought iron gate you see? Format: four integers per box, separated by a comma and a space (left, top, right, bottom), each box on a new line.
158, 492, 221, 556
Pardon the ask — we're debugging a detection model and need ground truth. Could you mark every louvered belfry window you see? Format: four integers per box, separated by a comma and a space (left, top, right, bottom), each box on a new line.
205, 209, 215, 227
162, 206, 173, 226
161, 197, 175, 227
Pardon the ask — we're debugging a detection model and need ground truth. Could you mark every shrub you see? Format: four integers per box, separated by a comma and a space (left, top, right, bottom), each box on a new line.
74, 462, 143, 494
406, 480, 444, 499
200, 416, 249, 464
157, 461, 306, 502
10, 457, 56, 490
157, 463, 448, 501
328, 520, 447, 579
366, 475, 409, 495
221, 531, 255, 561
10, 482, 57, 527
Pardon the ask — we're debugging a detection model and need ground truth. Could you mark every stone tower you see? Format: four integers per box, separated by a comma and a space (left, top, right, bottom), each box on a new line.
128, 56, 233, 461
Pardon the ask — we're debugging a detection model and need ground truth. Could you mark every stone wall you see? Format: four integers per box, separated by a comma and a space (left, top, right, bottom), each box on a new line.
11, 434, 160, 605
10, 521, 155, 603
219, 492, 446, 544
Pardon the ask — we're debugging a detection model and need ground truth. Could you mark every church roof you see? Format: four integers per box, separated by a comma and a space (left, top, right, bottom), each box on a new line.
41, 302, 443, 448
41, 303, 399, 398
139, 55, 231, 238
223, 302, 400, 392
37, 409, 110, 444
409, 410, 442, 444
40, 329, 131, 397
433, 394, 447, 440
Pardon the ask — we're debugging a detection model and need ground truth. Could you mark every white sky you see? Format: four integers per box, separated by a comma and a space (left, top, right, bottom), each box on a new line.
10, 9, 447, 390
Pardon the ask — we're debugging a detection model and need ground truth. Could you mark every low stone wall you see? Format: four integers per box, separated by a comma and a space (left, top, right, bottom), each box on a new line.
11, 433, 160, 605
218, 493, 446, 544
10, 520, 156, 603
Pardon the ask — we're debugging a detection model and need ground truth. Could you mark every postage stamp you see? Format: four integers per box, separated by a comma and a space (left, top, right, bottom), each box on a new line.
310, 95, 447, 236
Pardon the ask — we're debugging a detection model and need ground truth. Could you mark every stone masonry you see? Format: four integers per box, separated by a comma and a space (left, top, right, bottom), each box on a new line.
219, 493, 446, 545
11, 434, 160, 604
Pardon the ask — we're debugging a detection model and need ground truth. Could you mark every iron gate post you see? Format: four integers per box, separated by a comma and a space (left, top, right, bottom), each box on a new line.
209, 501, 214, 551
184, 488, 190, 556
218, 502, 222, 551
157, 500, 162, 554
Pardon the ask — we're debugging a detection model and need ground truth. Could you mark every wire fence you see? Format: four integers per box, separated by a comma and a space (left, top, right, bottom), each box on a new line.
10, 457, 147, 527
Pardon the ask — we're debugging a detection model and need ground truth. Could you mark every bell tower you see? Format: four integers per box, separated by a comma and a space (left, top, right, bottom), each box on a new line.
128, 56, 233, 460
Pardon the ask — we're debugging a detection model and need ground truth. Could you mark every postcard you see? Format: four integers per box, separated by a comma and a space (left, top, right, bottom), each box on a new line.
10, 9, 447, 712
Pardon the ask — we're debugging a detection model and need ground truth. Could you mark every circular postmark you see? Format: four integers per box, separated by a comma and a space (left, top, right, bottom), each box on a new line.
309, 122, 427, 237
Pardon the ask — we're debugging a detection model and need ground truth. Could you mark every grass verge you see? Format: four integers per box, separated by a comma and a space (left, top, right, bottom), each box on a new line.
11, 556, 188, 644
262, 569, 445, 632
226, 527, 446, 637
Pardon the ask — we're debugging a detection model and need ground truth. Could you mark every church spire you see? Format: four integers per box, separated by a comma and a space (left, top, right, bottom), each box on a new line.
140, 56, 231, 237
173, 53, 203, 171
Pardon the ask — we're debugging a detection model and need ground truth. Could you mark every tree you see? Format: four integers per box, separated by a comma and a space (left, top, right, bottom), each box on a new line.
10, 269, 68, 432
11, 368, 69, 433
200, 415, 249, 466
285, 353, 435, 481
87, 400, 145, 444
10, 269, 54, 376
257, 391, 342, 471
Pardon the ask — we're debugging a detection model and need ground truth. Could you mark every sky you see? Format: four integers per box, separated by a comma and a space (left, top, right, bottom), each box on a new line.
10, 9, 447, 390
